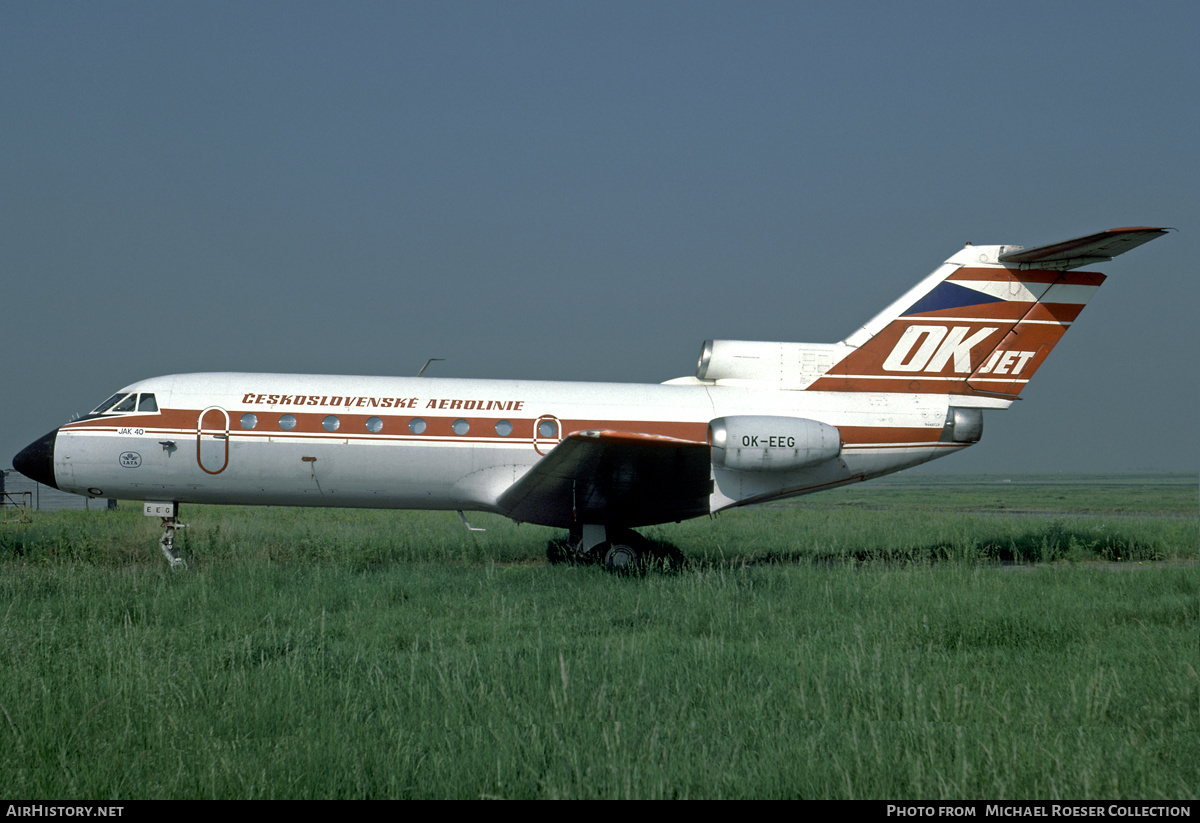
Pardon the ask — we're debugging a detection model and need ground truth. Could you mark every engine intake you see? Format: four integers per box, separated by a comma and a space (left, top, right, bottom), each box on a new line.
697, 339, 848, 387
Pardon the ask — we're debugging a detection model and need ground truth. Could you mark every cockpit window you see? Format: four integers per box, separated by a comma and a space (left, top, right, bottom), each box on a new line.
89, 392, 158, 414
91, 393, 130, 414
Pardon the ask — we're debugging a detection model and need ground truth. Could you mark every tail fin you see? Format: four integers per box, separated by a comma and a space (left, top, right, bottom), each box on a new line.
809, 227, 1168, 399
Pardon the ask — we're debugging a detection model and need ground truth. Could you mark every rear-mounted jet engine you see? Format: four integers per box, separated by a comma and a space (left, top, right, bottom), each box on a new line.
709, 415, 842, 472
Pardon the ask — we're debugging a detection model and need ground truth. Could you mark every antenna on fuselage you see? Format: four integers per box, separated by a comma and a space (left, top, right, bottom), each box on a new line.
417, 358, 444, 377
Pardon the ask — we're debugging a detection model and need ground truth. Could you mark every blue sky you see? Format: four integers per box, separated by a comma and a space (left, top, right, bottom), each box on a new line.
3, 1, 1196, 474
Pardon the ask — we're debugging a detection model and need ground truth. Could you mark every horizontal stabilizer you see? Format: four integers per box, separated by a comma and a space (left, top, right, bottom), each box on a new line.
998, 227, 1169, 270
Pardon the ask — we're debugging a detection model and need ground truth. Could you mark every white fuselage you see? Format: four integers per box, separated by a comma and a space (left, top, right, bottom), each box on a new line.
50, 371, 969, 523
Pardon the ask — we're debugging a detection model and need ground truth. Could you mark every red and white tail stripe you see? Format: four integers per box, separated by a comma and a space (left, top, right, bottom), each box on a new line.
811, 267, 1102, 397
810, 228, 1167, 398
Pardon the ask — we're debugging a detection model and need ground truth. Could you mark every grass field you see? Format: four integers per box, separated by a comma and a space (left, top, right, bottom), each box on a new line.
0, 473, 1196, 799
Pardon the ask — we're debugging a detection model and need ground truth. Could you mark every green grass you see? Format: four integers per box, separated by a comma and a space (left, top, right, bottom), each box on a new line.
0, 474, 1195, 799
808, 471, 1199, 516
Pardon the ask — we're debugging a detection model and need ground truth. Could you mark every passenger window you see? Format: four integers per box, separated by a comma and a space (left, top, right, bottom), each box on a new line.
366, 417, 383, 433
137, 394, 158, 412
409, 418, 426, 434
452, 419, 470, 435
279, 414, 297, 431
322, 415, 340, 432
495, 420, 513, 436
241, 413, 258, 430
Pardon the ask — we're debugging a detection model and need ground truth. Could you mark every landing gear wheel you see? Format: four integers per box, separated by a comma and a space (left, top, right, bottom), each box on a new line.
158, 514, 188, 570
602, 542, 641, 573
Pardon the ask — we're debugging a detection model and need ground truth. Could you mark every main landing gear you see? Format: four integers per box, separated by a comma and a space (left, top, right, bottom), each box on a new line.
548, 525, 680, 573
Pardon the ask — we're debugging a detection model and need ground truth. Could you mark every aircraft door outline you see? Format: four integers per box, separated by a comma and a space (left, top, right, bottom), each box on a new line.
197, 406, 230, 474
533, 415, 561, 456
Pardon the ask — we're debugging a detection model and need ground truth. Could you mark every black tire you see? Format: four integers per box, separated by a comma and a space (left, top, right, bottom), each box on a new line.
603, 542, 641, 573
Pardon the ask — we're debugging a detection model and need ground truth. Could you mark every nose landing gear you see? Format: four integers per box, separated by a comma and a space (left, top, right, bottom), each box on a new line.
144, 501, 187, 569
158, 516, 187, 569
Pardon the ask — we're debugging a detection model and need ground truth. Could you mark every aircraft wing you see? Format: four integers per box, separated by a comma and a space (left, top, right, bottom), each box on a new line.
496, 430, 713, 528
998, 226, 1169, 270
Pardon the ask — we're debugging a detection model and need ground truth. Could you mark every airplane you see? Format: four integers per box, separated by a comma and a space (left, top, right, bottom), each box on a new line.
12, 226, 1169, 571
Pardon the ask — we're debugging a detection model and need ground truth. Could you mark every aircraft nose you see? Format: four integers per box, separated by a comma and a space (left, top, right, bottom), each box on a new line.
13, 429, 59, 490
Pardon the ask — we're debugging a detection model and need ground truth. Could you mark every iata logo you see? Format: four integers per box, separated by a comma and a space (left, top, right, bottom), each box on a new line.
119, 451, 142, 468
882, 325, 998, 374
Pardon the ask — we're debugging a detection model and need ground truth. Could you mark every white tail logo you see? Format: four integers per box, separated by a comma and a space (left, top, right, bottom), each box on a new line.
882, 325, 998, 374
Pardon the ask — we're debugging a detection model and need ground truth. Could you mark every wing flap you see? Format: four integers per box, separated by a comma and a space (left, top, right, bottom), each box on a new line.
998, 227, 1168, 270
497, 430, 712, 528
